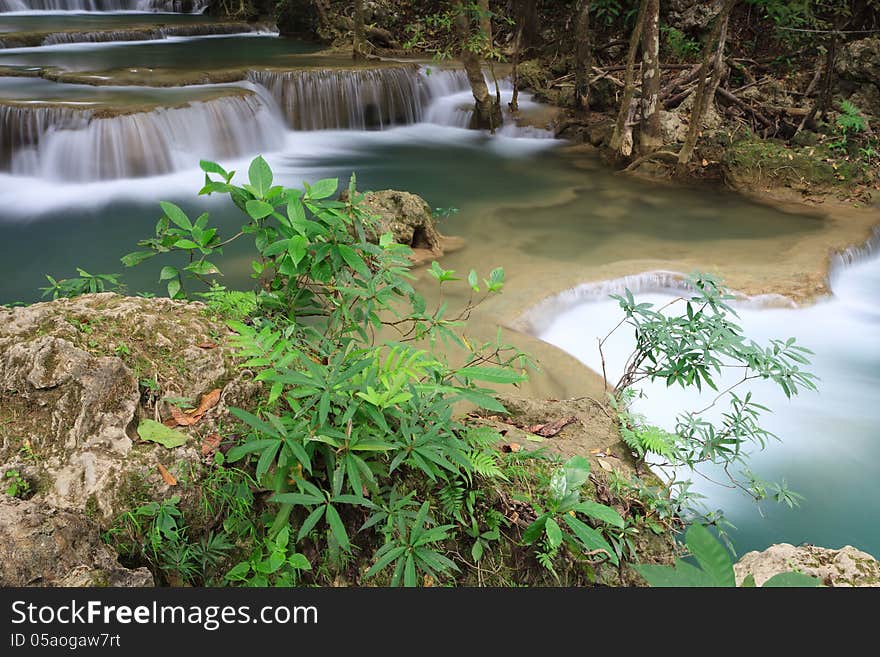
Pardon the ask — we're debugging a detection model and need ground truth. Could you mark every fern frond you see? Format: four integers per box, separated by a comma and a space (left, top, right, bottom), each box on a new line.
465, 426, 502, 448
467, 450, 507, 480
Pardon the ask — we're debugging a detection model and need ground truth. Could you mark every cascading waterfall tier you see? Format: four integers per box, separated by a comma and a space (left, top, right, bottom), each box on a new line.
517, 270, 798, 337
22, 22, 266, 47
1, 91, 283, 181
0, 102, 87, 168
0, 0, 208, 12
248, 66, 470, 131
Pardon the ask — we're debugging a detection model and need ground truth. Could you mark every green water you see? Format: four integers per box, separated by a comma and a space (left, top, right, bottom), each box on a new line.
0, 33, 322, 72
0, 74, 248, 103
0, 12, 211, 33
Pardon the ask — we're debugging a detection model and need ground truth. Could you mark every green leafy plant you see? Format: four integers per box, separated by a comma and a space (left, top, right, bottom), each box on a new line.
661, 25, 701, 60
635, 523, 821, 587
122, 156, 534, 586
40, 269, 122, 299
522, 456, 625, 576
832, 100, 867, 151
105, 496, 233, 586
600, 273, 817, 512
364, 501, 459, 587
224, 525, 311, 587
3, 469, 30, 499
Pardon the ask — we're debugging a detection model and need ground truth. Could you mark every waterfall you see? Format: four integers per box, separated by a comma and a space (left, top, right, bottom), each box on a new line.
37, 23, 265, 46
249, 66, 471, 131
517, 270, 798, 336
0, 103, 88, 169
3, 92, 284, 181
0, 1, 209, 12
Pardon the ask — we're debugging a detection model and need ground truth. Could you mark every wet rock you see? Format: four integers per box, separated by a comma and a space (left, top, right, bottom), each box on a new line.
0, 496, 152, 587
734, 543, 880, 587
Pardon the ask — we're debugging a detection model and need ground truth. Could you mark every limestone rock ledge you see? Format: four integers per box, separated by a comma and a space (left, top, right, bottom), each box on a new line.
0, 293, 249, 587
734, 543, 880, 587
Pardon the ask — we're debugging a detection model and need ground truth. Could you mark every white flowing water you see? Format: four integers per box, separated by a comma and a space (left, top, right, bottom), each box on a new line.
534, 237, 880, 555
0, 1, 208, 13
0, 66, 550, 182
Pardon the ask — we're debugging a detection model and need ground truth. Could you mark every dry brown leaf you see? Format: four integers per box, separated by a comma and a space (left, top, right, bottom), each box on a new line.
157, 463, 177, 486
527, 416, 578, 438
501, 443, 522, 454
165, 388, 222, 427
197, 341, 219, 350
171, 405, 200, 427
598, 459, 613, 472
191, 388, 222, 418
201, 433, 221, 457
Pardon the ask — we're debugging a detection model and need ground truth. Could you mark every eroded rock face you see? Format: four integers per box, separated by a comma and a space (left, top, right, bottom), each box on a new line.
0, 294, 238, 521
0, 496, 153, 587
734, 543, 880, 587
837, 37, 880, 85
666, 0, 724, 31
343, 189, 446, 257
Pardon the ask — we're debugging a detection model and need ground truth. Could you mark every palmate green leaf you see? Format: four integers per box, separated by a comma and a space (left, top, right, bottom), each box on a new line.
685, 523, 735, 587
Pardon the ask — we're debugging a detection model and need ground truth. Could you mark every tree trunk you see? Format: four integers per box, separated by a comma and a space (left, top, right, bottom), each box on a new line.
353, 0, 366, 60
676, 0, 738, 173
639, 0, 661, 154
575, 0, 592, 112
610, 0, 649, 157
510, 23, 522, 112
456, 1, 502, 131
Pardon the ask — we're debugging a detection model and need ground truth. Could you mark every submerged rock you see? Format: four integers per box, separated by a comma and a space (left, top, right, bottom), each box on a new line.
734, 543, 880, 587
0, 496, 153, 587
